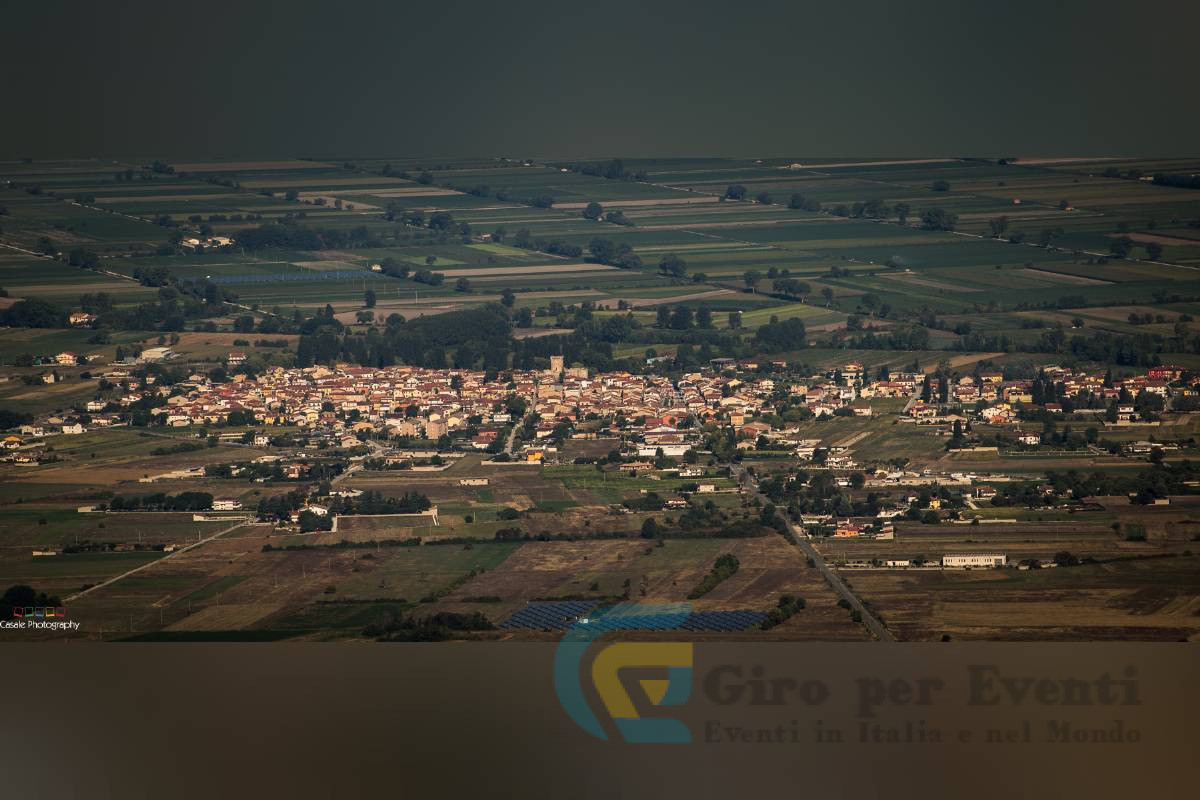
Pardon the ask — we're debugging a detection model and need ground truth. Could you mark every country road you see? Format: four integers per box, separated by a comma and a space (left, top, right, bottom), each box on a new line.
504, 422, 520, 455
63, 517, 251, 603
730, 463, 895, 642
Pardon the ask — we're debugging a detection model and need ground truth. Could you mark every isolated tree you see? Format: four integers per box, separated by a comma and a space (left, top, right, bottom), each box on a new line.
588, 238, 616, 263
696, 307, 713, 329
894, 202, 910, 225
582, 201, 603, 220
921, 208, 958, 231
821, 287, 835, 305
727, 311, 742, 329
669, 306, 694, 330
500, 288, 516, 308
1037, 227, 1064, 248
989, 216, 1009, 238
1145, 242, 1163, 261
1109, 236, 1134, 259
364, 288, 376, 308
755, 191, 771, 205
743, 271, 762, 291
455, 277, 471, 292
724, 184, 747, 201
930, 179, 950, 192
658, 253, 687, 280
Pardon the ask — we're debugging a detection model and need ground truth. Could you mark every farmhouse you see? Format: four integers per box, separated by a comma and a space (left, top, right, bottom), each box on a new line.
139, 346, 175, 362
638, 443, 691, 458
909, 403, 938, 419
834, 520, 863, 538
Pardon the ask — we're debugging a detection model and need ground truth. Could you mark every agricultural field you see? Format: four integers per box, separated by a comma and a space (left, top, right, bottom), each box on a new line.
846, 555, 1200, 641
5, 155, 1200, 643
6, 155, 1200, 374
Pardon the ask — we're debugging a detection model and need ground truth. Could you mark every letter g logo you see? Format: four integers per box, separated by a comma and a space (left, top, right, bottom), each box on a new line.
553, 603, 693, 743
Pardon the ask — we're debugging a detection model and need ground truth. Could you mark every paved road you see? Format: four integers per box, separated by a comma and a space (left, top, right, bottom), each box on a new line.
730, 463, 895, 642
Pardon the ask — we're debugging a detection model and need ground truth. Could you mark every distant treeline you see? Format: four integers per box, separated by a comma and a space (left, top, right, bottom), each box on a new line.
1153, 173, 1200, 191
549, 158, 648, 182
105, 491, 214, 511
235, 221, 382, 251
296, 305, 513, 370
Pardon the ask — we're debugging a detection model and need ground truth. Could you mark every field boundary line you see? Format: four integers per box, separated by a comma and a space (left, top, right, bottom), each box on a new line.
63, 518, 252, 603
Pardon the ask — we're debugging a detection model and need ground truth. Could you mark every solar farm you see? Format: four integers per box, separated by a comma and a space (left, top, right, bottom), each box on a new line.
498, 601, 767, 632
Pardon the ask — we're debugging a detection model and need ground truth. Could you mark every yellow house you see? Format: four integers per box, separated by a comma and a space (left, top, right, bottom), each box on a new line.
525, 451, 544, 463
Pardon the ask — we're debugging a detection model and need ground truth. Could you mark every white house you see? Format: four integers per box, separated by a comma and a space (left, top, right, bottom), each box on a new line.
637, 443, 691, 458
139, 346, 174, 362
942, 553, 1005, 569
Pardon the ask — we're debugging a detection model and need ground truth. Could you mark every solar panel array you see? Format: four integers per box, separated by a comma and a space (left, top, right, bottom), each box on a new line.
678, 610, 767, 632
207, 270, 370, 285
498, 602, 767, 632
499, 601, 598, 631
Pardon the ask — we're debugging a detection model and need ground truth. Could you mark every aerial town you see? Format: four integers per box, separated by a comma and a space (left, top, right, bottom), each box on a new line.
5, 5, 1195, 794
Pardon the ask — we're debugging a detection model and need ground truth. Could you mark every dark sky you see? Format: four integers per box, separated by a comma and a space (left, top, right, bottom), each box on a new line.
5, 0, 1198, 160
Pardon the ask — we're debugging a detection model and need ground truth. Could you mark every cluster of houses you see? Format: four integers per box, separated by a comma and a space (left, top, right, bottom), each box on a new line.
5, 355, 1194, 471
907, 365, 1189, 424
836, 553, 1009, 570
26, 346, 174, 371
